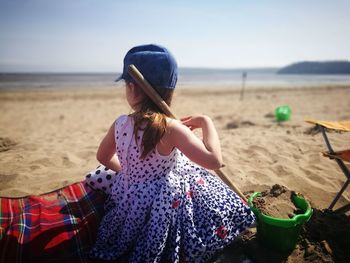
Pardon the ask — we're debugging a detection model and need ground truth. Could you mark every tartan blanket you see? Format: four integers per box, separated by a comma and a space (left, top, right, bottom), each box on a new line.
0, 182, 106, 263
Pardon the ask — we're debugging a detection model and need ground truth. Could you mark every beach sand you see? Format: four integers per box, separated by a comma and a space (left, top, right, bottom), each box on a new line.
1, 85, 349, 207
1, 85, 350, 261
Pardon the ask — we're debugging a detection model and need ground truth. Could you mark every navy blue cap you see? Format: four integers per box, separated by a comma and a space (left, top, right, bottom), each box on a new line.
116, 44, 178, 89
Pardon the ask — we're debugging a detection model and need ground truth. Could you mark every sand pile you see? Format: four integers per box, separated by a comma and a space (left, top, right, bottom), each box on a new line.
252, 184, 304, 219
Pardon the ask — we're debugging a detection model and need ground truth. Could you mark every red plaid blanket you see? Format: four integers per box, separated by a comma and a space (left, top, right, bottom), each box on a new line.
0, 182, 106, 263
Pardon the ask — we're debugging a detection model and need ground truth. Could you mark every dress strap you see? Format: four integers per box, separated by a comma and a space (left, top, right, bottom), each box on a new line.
114, 115, 129, 143
114, 115, 134, 174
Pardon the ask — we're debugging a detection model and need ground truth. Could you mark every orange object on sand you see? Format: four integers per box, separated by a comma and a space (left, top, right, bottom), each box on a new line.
322, 149, 350, 163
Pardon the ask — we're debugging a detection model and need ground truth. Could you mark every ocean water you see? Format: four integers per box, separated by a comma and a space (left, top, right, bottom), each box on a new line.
1, 68, 350, 90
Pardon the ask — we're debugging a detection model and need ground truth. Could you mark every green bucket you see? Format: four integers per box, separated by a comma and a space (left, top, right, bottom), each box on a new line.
248, 192, 313, 253
275, 105, 291, 122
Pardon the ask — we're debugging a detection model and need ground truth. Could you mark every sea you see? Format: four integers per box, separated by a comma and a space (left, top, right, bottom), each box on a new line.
1, 68, 350, 90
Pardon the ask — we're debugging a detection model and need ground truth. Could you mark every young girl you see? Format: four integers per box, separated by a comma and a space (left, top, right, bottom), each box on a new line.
86, 44, 255, 262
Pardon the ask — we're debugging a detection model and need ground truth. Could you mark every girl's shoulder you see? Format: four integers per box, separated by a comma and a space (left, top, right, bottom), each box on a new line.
155, 118, 182, 156
165, 118, 181, 132
163, 118, 192, 146
165, 118, 188, 134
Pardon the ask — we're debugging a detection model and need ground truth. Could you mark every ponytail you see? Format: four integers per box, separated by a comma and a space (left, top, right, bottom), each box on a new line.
131, 86, 174, 159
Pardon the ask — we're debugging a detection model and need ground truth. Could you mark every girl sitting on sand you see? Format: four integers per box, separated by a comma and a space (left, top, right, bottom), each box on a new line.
86, 44, 255, 262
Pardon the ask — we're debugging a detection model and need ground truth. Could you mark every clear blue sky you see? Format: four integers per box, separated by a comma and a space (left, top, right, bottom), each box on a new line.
0, 0, 349, 72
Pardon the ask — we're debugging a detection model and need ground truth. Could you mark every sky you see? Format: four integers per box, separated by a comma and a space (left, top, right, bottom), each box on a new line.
0, 0, 349, 72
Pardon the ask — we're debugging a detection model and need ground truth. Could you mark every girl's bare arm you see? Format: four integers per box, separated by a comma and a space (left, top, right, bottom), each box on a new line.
96, 123, 122, 172
167, 116, 223, 170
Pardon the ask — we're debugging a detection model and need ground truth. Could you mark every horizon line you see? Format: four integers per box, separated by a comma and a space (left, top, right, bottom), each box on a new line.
1, 60, 349, 74
0, 66, 280, 74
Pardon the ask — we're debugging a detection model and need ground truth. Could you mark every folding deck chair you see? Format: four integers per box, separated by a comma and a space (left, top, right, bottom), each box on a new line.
306, 119, 350, 214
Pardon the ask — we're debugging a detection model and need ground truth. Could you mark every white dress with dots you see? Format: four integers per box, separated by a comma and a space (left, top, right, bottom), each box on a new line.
87, 115, 255, 262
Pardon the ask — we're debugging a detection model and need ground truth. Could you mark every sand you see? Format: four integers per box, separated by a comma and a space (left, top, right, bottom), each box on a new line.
251, 184, 300, 219
1, 84, 350, 261
1, 85, 349, 209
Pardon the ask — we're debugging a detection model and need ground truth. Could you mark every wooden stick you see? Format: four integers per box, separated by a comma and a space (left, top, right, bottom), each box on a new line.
127, 64, 248, 202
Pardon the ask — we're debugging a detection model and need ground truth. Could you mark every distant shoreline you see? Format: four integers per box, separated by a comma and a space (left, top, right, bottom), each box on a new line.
2, 70, 350, 90
278, 61, 350, 75
1, 84, 349, 97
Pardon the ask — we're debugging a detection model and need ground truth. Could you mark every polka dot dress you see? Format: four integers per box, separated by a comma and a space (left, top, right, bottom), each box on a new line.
89, 115, 255, 262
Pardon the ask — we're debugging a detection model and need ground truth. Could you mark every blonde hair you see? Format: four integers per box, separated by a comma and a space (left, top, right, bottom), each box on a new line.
131, 85, 174, 159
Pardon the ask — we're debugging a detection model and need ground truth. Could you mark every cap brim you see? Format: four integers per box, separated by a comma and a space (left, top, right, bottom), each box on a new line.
115, 74, 123, 82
